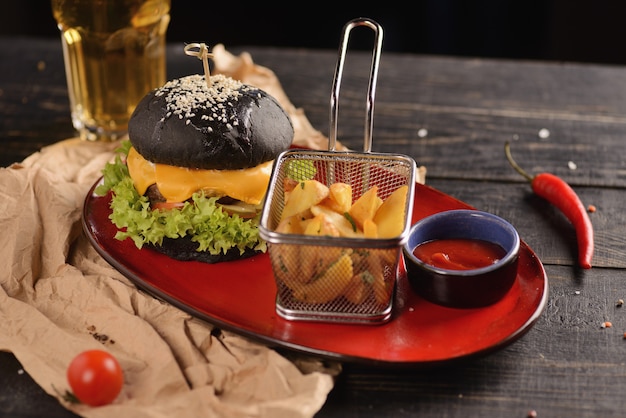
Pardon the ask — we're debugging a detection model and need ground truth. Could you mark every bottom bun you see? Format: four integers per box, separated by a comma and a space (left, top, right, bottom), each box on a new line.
149, 236, 261, 264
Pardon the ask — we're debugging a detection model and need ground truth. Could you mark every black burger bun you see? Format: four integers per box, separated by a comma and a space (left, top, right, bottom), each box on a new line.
149, 236, 260, 264
128, 74, 294, 170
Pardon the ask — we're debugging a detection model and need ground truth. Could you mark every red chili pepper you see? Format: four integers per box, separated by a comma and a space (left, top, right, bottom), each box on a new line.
504, 142, 594, 269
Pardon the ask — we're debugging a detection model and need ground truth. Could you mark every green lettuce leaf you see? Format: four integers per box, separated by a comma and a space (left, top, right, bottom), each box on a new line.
95, 140, 266, 256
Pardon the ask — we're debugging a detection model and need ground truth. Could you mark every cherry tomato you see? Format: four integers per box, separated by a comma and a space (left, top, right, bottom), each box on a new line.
67, 349, 124, 406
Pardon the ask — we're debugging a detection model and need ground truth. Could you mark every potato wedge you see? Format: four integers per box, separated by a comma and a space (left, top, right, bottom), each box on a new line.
303, 213, 341, 237
343, 271, 372, 305
373, 185, 409, 238
302, 247, 348, 283
362, 218, 378, 238
349, 185, 383, 230
293, 252, 354, 304
310, 205, 361, 238
275, 214, 304, 235
274, 215, 305, 285
372, 269, 393, 306
321, 182, 353, 214
281, 179, 329, 220
367, 250, 398, 305
302, 214, 323, 236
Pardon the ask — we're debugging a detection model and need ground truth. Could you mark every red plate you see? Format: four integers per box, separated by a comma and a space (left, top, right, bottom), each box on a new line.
82, 180, 547, 366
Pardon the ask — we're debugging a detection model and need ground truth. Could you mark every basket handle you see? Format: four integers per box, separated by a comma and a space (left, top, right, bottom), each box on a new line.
329, 17, 383, 152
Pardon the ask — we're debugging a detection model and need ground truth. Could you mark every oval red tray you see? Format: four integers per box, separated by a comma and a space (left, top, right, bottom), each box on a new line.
82, 180, 547, 366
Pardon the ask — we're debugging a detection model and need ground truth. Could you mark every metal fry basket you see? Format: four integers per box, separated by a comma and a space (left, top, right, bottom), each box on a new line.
259, 18, 416, 324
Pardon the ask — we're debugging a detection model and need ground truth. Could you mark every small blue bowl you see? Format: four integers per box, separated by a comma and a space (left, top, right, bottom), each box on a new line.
403, 209, 520, 308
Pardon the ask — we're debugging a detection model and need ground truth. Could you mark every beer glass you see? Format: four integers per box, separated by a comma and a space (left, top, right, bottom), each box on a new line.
51, 0, 171, 141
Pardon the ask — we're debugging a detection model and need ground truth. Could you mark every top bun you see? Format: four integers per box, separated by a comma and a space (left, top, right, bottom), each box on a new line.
128, 74, 294, 170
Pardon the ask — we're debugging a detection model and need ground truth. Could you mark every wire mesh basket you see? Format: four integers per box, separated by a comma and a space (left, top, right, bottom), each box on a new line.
259, 18, 417, 324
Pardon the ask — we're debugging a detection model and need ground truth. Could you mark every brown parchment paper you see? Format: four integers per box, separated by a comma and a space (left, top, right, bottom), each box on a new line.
0, 45, 425, 418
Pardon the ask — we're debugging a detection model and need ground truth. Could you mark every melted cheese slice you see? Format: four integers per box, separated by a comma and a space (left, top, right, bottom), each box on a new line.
126, 146, 273, 204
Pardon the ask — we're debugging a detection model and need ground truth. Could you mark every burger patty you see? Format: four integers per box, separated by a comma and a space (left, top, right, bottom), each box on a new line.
146, 184, 166, 203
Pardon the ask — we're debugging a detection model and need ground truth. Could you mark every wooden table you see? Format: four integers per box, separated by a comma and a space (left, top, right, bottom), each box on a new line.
2, 37, 626, 418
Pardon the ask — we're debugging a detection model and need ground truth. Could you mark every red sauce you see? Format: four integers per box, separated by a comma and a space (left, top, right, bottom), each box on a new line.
412, 238, 507, 270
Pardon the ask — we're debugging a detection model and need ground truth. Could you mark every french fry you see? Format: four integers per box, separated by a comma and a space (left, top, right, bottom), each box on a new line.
293, 253, 354, 304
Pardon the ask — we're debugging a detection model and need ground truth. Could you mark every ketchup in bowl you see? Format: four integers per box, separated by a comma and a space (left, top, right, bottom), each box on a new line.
412, 238, 507, 271
403, 210, 520, 308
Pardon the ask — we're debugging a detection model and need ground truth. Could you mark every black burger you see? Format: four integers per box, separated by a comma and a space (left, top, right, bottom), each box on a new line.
96, 73, 294, 263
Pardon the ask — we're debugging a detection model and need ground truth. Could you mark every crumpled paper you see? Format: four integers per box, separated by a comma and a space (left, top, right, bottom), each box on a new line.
0, 45, 352, 418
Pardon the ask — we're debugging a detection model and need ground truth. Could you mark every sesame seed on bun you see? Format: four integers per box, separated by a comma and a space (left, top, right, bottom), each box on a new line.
128, 74, 294, 170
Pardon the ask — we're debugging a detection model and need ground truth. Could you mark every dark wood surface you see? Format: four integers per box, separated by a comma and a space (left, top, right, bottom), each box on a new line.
2, 37, 626, 417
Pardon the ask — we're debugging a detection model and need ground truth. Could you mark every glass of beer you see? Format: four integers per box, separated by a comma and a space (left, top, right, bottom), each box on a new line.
51, 0, 170, 141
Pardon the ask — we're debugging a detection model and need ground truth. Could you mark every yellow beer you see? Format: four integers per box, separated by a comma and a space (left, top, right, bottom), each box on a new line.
52, 0, 170, 141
